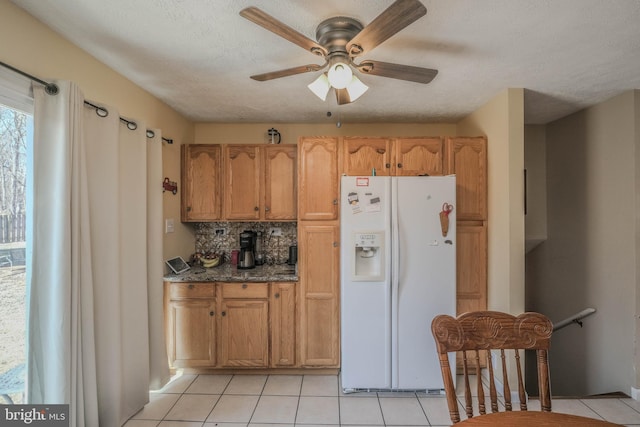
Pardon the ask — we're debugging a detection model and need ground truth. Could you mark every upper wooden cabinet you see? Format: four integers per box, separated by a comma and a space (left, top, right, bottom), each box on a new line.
263, 145, 297, 220
342, 137, 393, 176
224, 145, 261, 220
222, 144, 297, 221
181, 144, 222, 222
343, 137, 444, 176
395, 137, 444, 176
445, 137, 488, 221
298, 137, 339, 221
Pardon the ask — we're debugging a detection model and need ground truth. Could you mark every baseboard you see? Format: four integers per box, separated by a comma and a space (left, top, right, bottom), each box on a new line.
631, 387, 640, 401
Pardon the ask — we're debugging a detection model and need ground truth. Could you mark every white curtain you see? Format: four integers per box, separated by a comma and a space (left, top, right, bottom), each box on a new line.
28, 80, 165, 426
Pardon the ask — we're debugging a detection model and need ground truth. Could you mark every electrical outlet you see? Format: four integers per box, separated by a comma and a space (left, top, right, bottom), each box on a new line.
215, 228, 226, 236
269, 227, 282, 237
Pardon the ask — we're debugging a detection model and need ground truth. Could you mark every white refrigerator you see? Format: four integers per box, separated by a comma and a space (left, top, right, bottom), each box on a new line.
340, 175, 456, 392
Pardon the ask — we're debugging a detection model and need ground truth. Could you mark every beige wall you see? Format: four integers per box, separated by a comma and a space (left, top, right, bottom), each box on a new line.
528, 90, 638, 396
194, 122, 458, 144
524, 125, 548, 251
458, 88, 526, 314
0, 1, 195, 260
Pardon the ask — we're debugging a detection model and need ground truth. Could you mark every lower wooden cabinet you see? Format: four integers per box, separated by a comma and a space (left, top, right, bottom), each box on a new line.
456, 222, 488, 315
164, 281, 296, 369
271, 282, 296, 367
164, 283, 216, 368
220, 299, 269, 367
298, 221, 340, 367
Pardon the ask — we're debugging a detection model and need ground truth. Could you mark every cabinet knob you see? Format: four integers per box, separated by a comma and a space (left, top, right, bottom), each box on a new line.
333, 242, 338, 247
265, 206, 270, 212
221, 311, 226, 316
242, 283, 248, 289
274, 292, 280, 299
333, 199, 338, 205
385, 163, 391, 168
376, 148, 386, 154
254, 206, 259, 211
209, 311, 215, 316
397, 163, 403, 168
188, 284, 194, 289
186, 206, 192, 212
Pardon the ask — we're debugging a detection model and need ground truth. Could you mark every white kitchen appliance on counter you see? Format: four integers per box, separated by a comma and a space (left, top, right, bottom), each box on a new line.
340, 175, 456, 392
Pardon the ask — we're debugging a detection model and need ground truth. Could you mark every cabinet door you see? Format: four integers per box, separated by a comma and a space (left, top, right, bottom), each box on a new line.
271, 282, 296, 367
264, 145, 297, 220
298, 137, 339, 220
456, 222, 487, 315
298, 222, 340, 367
445, 137, 487, 220
343, 137, 393, 176
181, 144, 222, 221
224, 145, 261, 220
394, 137, 444, 176
166, 298, 216, 368
220, 299, 269, 367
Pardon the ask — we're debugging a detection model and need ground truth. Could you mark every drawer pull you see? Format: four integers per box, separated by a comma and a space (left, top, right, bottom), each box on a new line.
242, 283, 248, 289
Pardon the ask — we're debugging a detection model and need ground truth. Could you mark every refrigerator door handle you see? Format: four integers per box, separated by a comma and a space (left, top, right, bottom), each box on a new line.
391, 178, 400, 294
390, 177, 400, 388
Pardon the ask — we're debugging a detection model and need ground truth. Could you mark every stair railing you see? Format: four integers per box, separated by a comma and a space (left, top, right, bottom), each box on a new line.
552, 307, 596, 331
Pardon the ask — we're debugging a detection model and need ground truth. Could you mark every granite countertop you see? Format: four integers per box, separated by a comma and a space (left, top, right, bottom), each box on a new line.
164, 262, 298, 283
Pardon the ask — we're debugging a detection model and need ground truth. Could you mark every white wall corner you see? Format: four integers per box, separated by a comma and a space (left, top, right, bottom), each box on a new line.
631, 387, 640, 401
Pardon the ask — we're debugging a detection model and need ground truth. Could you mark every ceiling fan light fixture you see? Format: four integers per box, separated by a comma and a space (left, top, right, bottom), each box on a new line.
307, 73, 331, 101
345, 75, 368, 102
327, 62, 353, 89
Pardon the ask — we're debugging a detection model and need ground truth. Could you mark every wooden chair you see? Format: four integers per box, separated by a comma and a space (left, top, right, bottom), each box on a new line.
431, 311, 553, 424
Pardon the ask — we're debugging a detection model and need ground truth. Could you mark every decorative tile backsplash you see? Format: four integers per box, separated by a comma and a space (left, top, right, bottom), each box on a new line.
194, 222, 297, 265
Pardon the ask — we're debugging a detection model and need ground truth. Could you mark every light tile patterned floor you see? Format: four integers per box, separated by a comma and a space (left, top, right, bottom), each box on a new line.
125, 374, 640, 427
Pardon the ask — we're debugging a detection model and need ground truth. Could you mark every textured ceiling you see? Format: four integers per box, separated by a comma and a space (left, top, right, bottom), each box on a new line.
10, 0, 640, 124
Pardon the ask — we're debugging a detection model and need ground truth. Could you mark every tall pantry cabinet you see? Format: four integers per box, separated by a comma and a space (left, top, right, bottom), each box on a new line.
297, 137, 340, 367
444, 136, 488, 315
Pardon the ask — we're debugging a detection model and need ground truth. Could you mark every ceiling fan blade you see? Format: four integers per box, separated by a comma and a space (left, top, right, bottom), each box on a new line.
346, 0, 427, 57
240, 7, 328, 57
335, 88, 352, 105
250, 64, 326, 81
356, 60, 437, 84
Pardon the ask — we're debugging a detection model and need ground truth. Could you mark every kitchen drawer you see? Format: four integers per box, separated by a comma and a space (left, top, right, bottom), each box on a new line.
221, 282, 269, 299
169, 283, 215, 299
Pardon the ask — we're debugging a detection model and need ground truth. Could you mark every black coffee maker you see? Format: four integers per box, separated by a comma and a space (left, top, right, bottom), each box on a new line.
238, 230, 256, 269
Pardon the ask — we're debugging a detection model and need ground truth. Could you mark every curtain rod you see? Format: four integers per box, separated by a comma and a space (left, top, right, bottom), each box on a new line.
0, 60, 173, 144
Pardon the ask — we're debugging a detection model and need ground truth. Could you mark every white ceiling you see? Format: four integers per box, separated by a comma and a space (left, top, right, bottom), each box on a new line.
11, 0, 640, 124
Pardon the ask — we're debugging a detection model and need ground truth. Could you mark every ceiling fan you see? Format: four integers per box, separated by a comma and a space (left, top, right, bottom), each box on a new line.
239, 0, 438, 105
